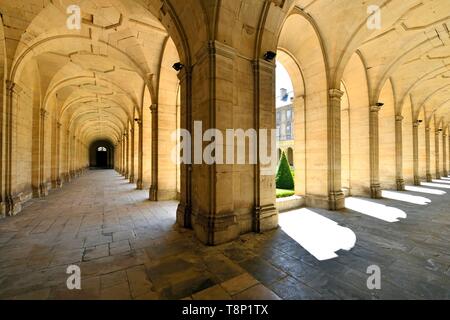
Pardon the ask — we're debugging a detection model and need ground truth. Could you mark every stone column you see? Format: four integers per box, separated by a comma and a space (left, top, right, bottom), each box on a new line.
39, 108, 49, 196
71, 135, 76, 178
327, 89, 345, 210
189, 41, 240, 245
65, 129, 71, 182
3, 81, 23, 216
252, 59, 278, 232
369, 105, 382, 198
55, 122, 63, 187
412, 122, 420, 185
121, 135, 126, 176
395, 115, 405, 190
124, 132, 129, 179
149, 103, 158, 200
136, 119, 144, 189
425, 126, 432, 182
435, 129, 441, 179
443, 132, 448, 177
176, 67, 193, 229
129, 126, 135, 183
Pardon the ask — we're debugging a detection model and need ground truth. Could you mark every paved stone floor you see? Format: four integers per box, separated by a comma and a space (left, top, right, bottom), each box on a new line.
0, 170, 449, 300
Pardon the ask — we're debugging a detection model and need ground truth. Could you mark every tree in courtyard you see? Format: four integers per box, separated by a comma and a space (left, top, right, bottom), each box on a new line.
276, 151, 295, 190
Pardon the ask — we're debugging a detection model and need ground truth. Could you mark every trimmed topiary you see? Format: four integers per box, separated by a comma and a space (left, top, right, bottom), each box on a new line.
276, 151, 295, 190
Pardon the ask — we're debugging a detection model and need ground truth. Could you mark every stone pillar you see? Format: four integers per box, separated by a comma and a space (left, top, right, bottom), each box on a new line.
395, 115, 405, 190
39, 108, 49, 197
121, 135, 126, 176
65, 129, 71, 182
176, 67, 193, 229
189, 41, 240, 245
55, 122, 63, 187
124, 132, 129, 179
435, 129, 441, 179
149, 103, 158, 201
425, 126, 432, 182
3, 81, 23, 216
252, 59, 278, 232
327, 89, 345, 210
129, 126, 135, 183
136, 119, 144, 189
412, 122, 420, 185
369, 105, 382, 198
443, 132, 448, 177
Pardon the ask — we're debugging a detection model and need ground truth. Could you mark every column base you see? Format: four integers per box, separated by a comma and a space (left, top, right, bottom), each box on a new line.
0, 202, 6, 219
149, 185, 157, 201
305, 192, 345, 210
129, 175, 135, 183
176, 202, 192, 228
136, 179, 143, 190
5, 193, 22, 217
370, 184, 382, 199
426, 173, 433, 182
328, 191, 345, 211
253, 204, 278, 233
413, 176, 421, 186
192, 208, 239, 246
396, 179, 405, 191
443, 171, 448, 178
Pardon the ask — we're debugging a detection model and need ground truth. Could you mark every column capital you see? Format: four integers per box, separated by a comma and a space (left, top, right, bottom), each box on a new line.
40, 108, 49, 119
328, 88, 344, 100
149, 104, 157, 113
425, 127, 431, 132
6, 80, 22, 94
370, 105, 382, 113
57, 122, 62, 128
395, 115, 404, 122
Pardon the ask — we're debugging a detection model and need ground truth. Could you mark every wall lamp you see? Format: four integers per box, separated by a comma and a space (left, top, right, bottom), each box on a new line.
263, 51, 277, 62
376, 102, 384, 107
172, 62, 184, 71
416, 120, 423, 124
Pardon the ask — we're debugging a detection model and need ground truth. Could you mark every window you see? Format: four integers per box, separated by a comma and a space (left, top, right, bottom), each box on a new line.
276, 111, 281, 124
286, 124, 292, 140
286, 109, 292, 122
97, 147, 107, 152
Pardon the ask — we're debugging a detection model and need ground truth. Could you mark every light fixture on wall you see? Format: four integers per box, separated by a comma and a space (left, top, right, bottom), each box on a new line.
438, 128, 443, 132
416, 120, 423, 124
172, 62, 184, 71
376, 102, 384, 107
263, 51, 277, 62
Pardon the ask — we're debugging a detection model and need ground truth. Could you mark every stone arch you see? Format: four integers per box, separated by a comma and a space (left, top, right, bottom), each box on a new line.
276, 50, 305, 196
276, 11, 331, 207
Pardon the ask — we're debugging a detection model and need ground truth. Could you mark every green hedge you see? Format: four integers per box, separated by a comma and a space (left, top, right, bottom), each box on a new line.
276, 151, 295, 190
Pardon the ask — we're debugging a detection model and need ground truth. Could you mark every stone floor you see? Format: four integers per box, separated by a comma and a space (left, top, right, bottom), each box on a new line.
0, 170, 449, 300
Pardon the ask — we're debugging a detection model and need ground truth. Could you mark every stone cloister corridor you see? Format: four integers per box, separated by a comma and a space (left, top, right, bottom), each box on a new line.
0, 169, 449, 299
0, 0, 450, 301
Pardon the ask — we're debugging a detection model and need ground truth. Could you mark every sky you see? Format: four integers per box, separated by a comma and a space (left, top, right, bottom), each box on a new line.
276, 60, 294, 107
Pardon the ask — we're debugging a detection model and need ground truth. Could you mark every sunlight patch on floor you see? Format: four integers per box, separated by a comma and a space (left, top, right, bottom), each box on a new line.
432, 179, 450, 185
381, 190, 431, 205
345, 197, 407, 223
421, 182, 450, 189
279, 209, 356, 261
405, 185, 446, 195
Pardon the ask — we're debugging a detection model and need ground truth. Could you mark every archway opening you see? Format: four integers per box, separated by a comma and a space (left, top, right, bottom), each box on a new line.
90, 140, 114, 169
275, 59, 296, 199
